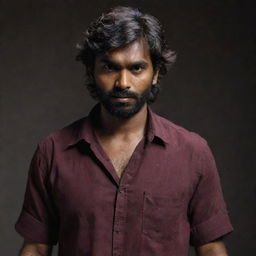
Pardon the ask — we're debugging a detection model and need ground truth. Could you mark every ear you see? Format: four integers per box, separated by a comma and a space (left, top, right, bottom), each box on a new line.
152, 69, 160, 85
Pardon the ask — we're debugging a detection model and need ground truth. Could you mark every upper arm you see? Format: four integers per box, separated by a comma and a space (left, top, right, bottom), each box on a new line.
15, 143, 59, 245
196, 240, 228, 256
20, 240, 52, 256
189, 141, 233, 246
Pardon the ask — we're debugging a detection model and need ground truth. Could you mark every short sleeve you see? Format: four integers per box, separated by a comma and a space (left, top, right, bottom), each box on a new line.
15, 144, 59, 244
189, 141, 233, 246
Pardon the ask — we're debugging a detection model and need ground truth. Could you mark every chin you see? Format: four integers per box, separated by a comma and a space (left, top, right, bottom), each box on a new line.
102, 101, 145, 118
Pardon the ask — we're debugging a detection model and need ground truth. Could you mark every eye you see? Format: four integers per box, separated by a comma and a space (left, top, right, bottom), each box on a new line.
131, 65, 144, 73
102, 63, 113, 71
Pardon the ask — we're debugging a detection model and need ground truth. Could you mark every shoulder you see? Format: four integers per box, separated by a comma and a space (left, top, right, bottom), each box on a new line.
155, 113, 216, 175
37, 116, 88, 156
153, 112, 210, 153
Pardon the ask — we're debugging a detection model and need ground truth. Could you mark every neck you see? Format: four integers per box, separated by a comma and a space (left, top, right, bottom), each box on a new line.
96, 104, 148, 138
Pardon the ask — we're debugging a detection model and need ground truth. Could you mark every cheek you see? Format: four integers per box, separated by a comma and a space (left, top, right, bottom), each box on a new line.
95, 74, 115, 90
133, 73, 153, 89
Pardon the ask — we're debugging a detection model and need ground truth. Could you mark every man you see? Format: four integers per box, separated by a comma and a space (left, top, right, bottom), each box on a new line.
16, 6, 233, 256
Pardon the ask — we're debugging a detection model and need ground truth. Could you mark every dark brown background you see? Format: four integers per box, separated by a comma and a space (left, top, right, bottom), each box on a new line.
1, 0, 255, 255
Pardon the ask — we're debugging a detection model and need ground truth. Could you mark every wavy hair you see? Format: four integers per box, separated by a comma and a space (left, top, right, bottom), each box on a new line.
76, 6, 176, 103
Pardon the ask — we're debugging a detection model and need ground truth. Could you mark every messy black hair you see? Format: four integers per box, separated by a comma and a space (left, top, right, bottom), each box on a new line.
76, 6, 176, 103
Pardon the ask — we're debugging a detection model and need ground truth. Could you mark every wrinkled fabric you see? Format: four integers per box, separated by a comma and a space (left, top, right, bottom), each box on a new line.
15, 104, 233, 256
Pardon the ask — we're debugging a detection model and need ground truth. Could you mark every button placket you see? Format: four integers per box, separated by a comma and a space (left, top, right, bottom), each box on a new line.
112, 139, 145, 256
112, 187, 127, 256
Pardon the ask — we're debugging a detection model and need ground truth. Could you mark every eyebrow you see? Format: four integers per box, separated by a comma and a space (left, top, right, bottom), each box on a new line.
99, 59, 149, 69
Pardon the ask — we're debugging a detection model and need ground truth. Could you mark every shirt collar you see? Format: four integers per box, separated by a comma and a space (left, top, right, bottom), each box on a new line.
63, 103, 170, 150
146, 106, 170, 145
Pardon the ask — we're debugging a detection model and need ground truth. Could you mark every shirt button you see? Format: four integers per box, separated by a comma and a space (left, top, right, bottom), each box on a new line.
118, 187, 124, 193
114, 227, 121, 233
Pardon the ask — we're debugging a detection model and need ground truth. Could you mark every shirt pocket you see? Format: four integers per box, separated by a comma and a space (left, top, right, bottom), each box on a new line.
142, 191, 184, 241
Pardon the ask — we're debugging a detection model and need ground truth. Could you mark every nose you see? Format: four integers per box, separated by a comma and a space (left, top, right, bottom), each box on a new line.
115, 69, 130, 89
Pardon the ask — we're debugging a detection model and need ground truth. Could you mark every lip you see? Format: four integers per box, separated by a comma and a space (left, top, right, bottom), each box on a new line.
111, 97, 133, 102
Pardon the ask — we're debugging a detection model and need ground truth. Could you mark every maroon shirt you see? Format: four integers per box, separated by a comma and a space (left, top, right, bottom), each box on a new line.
15, 104, 233, 256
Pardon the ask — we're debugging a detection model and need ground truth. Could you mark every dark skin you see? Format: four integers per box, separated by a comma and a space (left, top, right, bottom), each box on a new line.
19, 39, 229, 255
93, 38, 159, 178
19, 241, 51, 256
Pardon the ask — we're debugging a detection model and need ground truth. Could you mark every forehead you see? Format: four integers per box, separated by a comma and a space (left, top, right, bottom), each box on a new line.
96, 39, 152, 64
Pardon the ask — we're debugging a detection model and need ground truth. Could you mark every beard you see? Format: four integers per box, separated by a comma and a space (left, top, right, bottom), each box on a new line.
95, 85, 152, 119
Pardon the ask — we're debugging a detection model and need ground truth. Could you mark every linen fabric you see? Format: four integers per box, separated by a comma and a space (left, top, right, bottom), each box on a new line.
15, 104, 233, 256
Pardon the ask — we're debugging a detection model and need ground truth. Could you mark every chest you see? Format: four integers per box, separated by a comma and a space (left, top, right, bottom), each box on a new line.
52, 142, 196, 216
50, 140, 197, 256
99, 138, 143, 178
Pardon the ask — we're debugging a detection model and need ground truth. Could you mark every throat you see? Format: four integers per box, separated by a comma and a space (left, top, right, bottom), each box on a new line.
94, 103, 148, 178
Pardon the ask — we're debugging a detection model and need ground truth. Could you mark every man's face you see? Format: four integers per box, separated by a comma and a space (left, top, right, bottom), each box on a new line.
93, 39, 159, 118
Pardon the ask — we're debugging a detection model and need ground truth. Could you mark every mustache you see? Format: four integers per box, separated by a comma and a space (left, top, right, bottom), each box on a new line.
106, 89, 138, 99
